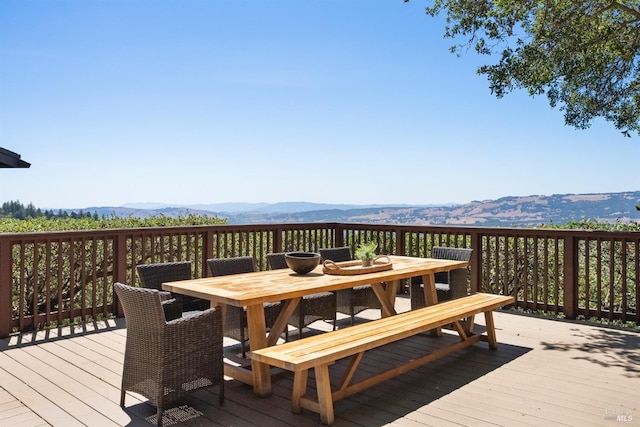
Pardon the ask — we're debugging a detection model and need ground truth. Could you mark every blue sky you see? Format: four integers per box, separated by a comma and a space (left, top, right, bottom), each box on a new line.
1, 1, 638, 210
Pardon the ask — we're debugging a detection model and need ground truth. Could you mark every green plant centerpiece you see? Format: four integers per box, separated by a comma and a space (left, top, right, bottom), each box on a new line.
355, 241, 378, 267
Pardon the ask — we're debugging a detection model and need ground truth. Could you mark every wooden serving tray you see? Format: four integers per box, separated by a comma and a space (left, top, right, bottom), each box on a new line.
322, 256, 392, 275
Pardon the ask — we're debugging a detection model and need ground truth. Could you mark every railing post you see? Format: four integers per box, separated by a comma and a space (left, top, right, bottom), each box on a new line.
274, 226, 283, 253
113, 232, 128, 318
470, 230, 482, 293
202, 228, 213, 278
563, 235, 579, 319
0, 237, 12, 337
334, 223, 344, 248
396, 229, 406, 256
113, 232, 127, 284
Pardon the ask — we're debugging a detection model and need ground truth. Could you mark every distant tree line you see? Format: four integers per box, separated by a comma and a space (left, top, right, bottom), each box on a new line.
0, 200, 227, 233
0, 200, 98, 220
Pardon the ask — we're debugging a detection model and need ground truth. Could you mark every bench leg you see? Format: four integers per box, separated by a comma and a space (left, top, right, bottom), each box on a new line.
452, 320, 468, 341
291, 369, 308, 414
484, 310, 498, 349
315, 364, 335, 425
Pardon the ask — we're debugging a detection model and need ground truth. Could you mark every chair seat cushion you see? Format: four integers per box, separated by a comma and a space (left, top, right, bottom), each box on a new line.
303, 291, 334, 300
435, 283, 450, 292
418, 283, 451, 292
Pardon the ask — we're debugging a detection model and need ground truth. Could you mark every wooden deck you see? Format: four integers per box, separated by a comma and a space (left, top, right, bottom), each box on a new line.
1, 295, 638, 427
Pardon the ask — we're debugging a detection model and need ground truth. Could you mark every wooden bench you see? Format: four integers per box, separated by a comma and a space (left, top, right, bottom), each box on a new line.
251, 292, 514, 425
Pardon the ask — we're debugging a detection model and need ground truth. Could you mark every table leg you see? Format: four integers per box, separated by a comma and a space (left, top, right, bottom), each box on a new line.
246, 304, 271, 396
266, 297, 300, 347
421, 273, 442, 337
370, 282, 397, 317
385, 280, 400, 306
216, 303, 227, 327
421, 273, 437, 306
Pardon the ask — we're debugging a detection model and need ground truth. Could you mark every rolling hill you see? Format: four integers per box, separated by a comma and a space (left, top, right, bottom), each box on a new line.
79, 191, 640, 227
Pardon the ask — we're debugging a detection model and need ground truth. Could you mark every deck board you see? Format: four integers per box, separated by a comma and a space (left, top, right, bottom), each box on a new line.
1, 295, 638, 427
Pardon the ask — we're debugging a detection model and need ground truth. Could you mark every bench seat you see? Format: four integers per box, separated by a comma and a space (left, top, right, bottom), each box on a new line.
251, 292, 514, 425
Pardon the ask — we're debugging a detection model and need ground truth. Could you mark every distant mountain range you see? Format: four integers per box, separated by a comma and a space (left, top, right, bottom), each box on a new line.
76, 191, 640, 227
120, 201, 437, 213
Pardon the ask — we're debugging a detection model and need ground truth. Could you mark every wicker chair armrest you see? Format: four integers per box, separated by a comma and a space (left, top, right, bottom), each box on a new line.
158, 291, 172, 301
161, 298, 183, 321
166, 308, 223, 349
167, 307, 222, 333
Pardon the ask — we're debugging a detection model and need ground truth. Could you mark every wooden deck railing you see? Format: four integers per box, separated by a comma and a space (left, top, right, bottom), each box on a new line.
0, 222, 638, 337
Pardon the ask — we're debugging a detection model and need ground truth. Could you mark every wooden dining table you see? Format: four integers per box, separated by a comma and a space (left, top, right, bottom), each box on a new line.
162, 255, 469, 396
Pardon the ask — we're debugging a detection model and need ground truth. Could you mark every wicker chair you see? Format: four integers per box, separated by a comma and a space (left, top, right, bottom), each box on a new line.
410, 246, 473, 310
206, 256, 283, 357
319, 247, 382, 325
136, 261, 210, 313
266, 252, 336, 338
114, 282, 224, 426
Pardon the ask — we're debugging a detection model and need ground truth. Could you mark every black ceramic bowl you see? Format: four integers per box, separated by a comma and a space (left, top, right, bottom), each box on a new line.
284, 252, 321, 274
